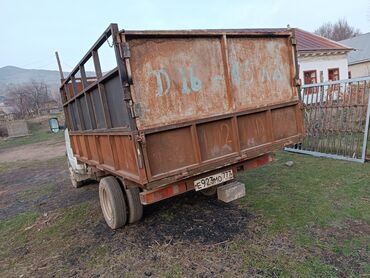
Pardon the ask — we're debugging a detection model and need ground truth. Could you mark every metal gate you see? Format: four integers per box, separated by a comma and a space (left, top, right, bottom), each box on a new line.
286, 76, 370, 163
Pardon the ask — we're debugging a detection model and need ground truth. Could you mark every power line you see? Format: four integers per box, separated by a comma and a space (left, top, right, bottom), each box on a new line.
32, 61, 57, 70
19, 55, 55, 68
62, 61, 74, 70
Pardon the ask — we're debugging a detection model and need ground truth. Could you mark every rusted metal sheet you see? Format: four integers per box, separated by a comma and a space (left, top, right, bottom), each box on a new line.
128, 37, 230, 129
227, 37, 295, 109
60, 24, 303, 191
126, 35, 296, 130
70, 132, 147, 184
196, 118, 236, 161
140, 102, 303, 184
145, 126, 197, 177
123, 31, 302, 184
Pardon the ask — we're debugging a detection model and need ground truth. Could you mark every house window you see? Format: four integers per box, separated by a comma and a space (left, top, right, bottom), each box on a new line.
328, 68, 340, 81
303, 70, 317, 94
303, 70, 317, 84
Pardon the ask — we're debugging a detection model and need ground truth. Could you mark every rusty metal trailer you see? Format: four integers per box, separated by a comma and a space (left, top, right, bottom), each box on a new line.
58, 24, 304, 229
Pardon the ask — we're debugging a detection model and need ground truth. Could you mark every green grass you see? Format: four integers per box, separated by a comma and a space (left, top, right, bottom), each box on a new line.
86, 244, 111, 268
0, 119, 64, 150
0, 212, 39, 260
332, 236, 369, 257
0, 202, 92, 273
35, 202, 90, 240
239, 151, 369, 232
17, 183, 56, 201
165, 264, 183, 278
1, 151, 369, 276
236, 151, 370, 275
0, 202, 90, 246
0, 161, 20, 172
0, 156, 66, 174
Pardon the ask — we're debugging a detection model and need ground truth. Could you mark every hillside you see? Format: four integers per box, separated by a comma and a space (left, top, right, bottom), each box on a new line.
0, 66, 67, 96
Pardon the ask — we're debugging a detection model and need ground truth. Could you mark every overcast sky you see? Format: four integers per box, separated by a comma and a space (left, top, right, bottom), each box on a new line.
1, 0, 369, 71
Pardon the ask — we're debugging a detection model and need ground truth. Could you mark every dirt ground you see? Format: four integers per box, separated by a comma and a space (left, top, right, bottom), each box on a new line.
0, 141, 254, 277
0, 140, 65, 163
0, 138, 369, 277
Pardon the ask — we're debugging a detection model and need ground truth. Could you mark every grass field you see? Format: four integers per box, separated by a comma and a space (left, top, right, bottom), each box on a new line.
238, 151, 370, 276
0, 121, 369, 277
0, 117, 64, 150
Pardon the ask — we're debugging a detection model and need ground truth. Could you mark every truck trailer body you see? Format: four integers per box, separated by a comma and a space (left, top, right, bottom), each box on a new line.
57, 24, 304, 228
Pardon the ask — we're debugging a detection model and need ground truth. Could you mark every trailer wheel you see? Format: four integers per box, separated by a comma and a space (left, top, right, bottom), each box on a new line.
99, 176, 127, 229
200, 186, 218, 196
124, 186, 143, 224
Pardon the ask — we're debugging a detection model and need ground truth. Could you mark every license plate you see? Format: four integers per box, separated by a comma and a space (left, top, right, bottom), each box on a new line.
194, 170, 234, 191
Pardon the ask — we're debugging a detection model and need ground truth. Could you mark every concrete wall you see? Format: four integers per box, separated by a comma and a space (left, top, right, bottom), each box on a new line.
349, 61, 370, 78
298, 54, 349, 83
6, 120, 29, 137
0, 121, 7, 137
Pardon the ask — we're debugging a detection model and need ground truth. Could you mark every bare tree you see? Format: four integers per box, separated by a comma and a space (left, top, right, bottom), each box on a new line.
5, 80, 51, 119
28, 80, 50, 116
314, 18, 361, 41
5, 84, 32, 119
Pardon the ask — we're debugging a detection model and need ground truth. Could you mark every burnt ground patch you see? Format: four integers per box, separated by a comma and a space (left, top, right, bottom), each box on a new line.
93, 191, 252, 247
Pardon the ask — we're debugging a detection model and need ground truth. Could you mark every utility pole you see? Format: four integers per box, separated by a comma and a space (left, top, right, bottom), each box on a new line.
55, 51, 64, 81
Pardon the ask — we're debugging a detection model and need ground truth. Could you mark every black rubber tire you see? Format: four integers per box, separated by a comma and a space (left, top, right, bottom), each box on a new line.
124, 186, 143, 224
200, 186, 218, 196
99, 176, 127, 229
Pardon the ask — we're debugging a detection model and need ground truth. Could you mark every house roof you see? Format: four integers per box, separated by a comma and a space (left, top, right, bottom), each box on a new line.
294, 28, 352, 52
339, 33, 370, 65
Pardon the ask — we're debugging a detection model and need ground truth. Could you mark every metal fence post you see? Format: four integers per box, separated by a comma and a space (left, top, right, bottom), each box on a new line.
286, 77, 370, 163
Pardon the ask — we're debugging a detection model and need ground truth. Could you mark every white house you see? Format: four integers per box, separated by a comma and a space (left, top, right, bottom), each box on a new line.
294, 28, 352, 85
339, 33, 370, 78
